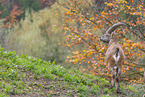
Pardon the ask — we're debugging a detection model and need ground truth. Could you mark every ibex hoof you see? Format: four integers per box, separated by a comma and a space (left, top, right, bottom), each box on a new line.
109, 85, 114, 89
116, 89, 121, 94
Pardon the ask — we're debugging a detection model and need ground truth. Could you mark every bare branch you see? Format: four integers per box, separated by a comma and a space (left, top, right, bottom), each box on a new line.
85, 0, 113, 25
126, 72, 144, 77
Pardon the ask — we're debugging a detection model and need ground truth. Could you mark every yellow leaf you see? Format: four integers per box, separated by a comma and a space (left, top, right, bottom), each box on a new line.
87, 61, 90, 63
124, 1, 127, 4
90, 18, 94, 20
104, 2, 107, 4
100, 60, 103, 62
94, 67, 97, 69
107, 3, 113, 6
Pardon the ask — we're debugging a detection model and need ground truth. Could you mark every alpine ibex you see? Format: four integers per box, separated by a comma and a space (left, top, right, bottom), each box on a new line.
100, 23, 126, 93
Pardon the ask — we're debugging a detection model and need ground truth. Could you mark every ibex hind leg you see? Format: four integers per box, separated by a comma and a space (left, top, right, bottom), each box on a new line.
115, 67, 121, 93
109, 67, 115, 89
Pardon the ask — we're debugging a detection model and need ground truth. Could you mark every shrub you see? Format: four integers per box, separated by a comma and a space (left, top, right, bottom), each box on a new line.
5, 5, 68, 64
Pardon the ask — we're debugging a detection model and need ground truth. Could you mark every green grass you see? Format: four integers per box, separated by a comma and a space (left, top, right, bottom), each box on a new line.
0, 48, 143, 97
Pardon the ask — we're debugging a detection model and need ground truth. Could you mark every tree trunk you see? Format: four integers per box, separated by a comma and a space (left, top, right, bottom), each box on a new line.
143, 68, 145, 82
7, 0, 10, 9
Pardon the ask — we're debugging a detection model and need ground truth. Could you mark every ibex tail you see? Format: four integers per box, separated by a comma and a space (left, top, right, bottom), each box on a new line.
113, 47, 120, 65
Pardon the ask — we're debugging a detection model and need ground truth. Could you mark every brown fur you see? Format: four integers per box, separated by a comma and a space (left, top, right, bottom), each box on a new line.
106, 33, 125, 93
100, 23, 126, 93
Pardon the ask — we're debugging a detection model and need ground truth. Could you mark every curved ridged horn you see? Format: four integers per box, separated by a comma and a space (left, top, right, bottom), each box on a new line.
106, 23, 127, 34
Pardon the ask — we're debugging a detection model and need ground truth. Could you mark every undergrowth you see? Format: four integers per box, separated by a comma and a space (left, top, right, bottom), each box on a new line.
0, 48, 144, 97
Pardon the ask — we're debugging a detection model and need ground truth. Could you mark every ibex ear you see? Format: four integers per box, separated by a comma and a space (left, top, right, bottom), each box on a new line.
111, 32, 116, 38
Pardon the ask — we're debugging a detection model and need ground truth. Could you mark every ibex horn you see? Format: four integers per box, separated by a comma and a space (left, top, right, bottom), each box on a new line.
106, 23, 127, 34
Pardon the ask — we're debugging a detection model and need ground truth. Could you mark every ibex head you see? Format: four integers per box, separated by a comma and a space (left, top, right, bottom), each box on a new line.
99, 33, 110, 43
100, 23, 127, 43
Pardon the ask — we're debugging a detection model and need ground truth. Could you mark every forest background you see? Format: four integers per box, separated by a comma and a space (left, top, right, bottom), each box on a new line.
0, 0, 145, 85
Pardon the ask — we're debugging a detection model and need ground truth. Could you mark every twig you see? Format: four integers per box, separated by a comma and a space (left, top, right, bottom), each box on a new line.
126, 23, 145, 41
57, 1, 98, 26
85, 0, 113, 25
126, 72, 144, 77
72, 29, 98, 51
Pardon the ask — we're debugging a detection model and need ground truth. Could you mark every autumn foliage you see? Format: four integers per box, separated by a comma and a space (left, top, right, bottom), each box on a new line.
59, 0, 145, 84
0, 0, 55, 28
0, 0, 144, 84
4, 5, 24, 28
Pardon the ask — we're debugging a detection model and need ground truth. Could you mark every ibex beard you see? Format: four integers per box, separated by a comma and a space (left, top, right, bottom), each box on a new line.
100, 23, 126, 93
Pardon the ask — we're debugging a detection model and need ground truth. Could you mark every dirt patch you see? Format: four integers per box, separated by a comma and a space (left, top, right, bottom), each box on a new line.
9, 70, 78, 97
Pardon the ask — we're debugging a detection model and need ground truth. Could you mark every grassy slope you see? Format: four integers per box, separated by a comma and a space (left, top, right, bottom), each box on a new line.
0, 48, 144, 97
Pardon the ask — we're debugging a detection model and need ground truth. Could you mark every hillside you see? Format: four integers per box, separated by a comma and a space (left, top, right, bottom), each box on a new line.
0, 48, 144, 97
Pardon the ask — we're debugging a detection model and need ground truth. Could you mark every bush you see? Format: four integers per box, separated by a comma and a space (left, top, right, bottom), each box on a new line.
4, 4, 68, 64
